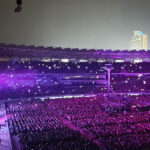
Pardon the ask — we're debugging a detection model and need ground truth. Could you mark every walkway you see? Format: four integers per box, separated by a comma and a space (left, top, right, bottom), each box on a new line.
0, 104, 12, 150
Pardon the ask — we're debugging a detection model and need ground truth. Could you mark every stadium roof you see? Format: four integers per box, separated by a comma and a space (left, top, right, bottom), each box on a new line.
0, 43, 150, 62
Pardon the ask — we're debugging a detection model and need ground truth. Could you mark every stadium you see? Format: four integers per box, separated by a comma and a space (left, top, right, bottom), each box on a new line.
0, 43, 150, 150
0, 0, 150, 150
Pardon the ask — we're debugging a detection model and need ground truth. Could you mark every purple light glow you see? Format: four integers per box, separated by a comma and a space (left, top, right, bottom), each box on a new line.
0, 72, 37, 88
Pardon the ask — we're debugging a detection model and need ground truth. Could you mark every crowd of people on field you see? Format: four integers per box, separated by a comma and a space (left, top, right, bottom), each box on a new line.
48, 96, 150, 150
6, 100, 99, 150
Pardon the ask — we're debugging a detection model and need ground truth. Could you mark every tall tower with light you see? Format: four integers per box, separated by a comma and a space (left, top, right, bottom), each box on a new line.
131, 31, 148, 50
104, 64, 114, 93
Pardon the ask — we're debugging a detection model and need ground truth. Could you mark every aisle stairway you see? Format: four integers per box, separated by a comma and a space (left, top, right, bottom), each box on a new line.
0, 104, 12, 150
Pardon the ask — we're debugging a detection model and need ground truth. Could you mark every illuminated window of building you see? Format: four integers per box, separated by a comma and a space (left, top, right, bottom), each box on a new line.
79, 59, 87, 62
52, 58, 60, 62
42, 58, 51, 62
61, 59, 69, 63
134, 59, 143, 63
115, 60, 124, 63
97, 59, 105, 62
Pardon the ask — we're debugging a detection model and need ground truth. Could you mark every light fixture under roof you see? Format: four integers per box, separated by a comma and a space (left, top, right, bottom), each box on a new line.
14, 0, 23, 13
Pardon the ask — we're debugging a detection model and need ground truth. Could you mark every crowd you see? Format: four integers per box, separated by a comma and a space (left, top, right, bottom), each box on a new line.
48, 96, 150, 150
111, 76, 150, 92
6, 100, 99, 150
1, 61, 150, 74
6, 95, 150, 150
1, 43, 150, 150
1, 60, 150, 100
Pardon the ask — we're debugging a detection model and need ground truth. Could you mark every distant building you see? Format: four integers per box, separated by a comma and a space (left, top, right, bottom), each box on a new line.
131, 31, 148, 50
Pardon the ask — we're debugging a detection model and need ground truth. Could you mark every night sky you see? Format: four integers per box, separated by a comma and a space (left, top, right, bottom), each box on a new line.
0, 0, 150, 50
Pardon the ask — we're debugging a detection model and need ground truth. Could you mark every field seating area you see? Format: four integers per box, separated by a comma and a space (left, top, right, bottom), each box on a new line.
6, 95, 150, 150
6, 101, 99, 150
49, 96, 150, 150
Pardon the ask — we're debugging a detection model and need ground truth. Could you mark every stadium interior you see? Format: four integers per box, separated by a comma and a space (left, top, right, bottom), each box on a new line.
0, 43, 150, 150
